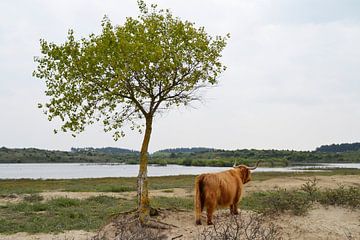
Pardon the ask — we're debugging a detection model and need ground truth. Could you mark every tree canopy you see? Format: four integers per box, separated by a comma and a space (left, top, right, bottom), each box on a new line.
34, 2, 228, 140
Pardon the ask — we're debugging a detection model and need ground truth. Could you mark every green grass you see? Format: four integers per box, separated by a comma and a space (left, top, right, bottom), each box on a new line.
0, 195, 194, 234
0, 196, 136, 234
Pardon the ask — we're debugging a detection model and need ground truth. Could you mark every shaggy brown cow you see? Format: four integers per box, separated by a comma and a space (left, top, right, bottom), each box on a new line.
194, 161, 260, 225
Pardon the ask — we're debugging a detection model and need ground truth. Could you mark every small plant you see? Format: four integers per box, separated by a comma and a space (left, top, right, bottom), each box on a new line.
300, 177, 319, 202
198, 212, 282, 240
49, 198, 81, 207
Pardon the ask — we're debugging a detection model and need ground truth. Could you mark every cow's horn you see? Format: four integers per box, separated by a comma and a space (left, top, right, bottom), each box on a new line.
247, 161, 260, 170
233, 159, 237, 167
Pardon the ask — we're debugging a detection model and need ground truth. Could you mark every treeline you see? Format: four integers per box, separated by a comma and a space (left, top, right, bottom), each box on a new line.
1, 145, 360, 166
149, 148, 360, 167
0, 147, 138, 164
71, 147, 139, 155
316, 142, 360, 153
157, 147, 215, 153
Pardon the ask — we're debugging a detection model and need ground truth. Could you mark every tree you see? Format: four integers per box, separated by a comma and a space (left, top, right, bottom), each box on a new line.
33, 0, 228, 224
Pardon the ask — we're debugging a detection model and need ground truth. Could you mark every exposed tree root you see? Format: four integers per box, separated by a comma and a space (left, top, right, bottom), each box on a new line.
93, 207, 180, 240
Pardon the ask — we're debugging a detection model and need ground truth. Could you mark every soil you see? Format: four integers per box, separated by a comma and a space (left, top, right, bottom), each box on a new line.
1, 175, 359, 240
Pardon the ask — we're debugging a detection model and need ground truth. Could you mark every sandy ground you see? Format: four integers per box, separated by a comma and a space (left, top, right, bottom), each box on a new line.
1, 175, 359, 240
147, 206, 360, 240
0, 188, 190, 206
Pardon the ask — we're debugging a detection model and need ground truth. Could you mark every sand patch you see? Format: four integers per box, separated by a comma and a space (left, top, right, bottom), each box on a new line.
37, 188, 189, 201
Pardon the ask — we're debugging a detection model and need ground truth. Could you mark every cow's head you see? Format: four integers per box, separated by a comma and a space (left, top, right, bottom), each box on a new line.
233, 161, 260, 184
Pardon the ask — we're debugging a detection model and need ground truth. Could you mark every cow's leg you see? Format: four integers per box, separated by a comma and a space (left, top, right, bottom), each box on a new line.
206, 202, 216, 225
231, 189, 241, 215
231, 204, 239, 215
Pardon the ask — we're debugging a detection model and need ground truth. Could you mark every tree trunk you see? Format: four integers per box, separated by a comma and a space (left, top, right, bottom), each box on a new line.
137, 115, 153, 225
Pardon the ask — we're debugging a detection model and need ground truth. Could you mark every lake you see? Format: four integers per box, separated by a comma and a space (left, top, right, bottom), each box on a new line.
0, 163, 359, 179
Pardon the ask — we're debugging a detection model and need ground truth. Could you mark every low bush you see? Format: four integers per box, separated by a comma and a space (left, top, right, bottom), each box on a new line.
318, 185, 360, 208
199, 212, 282, 240
241, 189, 312, 216
242, 178, 360, 216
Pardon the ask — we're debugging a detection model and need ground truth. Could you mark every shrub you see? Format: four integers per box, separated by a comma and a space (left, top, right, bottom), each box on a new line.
318, 185, 360, 208
242, 179, 360, 217
198, 212, 282, 240
300, 177, 319, 202
241, 189, 312, 216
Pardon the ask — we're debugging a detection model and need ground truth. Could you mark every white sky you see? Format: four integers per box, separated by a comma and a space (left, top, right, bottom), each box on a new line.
0, 0, 359, 152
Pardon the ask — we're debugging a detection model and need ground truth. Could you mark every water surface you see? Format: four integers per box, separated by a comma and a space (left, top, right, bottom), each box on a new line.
0, 163, 359, 179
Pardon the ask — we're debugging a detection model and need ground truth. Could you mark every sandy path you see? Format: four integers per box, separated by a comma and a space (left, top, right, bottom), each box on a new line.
0, 188, 189, 206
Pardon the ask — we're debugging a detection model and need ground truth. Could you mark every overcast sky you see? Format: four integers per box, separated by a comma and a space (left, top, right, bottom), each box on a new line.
0, 0, 359, 152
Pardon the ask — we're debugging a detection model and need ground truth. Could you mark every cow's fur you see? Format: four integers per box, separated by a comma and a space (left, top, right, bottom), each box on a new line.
194, 165, 253, 225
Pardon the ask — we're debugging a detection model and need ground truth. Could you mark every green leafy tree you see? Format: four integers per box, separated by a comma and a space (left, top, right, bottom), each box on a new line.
34, 0, 228, 224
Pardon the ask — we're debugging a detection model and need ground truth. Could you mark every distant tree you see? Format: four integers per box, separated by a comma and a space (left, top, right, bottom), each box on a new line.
33, 0, 228, 224
316, 143, 360, 153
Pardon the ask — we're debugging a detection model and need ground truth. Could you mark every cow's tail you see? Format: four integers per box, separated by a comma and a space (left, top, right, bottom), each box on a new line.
194, 174, 205, 225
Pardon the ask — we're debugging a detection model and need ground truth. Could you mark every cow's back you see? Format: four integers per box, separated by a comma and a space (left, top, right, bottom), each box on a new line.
201, 169, 241, 208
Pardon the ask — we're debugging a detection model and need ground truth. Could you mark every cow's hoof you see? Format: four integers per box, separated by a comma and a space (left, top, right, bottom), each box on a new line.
207, 221, 213, 225
195, 220, 202, 225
